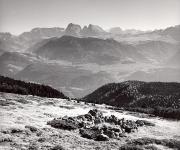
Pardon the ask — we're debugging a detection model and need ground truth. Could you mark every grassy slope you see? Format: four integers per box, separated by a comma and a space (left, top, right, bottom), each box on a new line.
0, 92, 180, 150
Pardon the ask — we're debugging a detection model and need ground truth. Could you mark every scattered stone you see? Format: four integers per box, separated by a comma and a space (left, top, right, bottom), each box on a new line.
38, 137, 46, 142
84, 113, 93, 121
104, 130, 116, 138
41, 101, 55, 106
95, 134, 109, 141
106, 115, 119, 124
28, 142, 40, 150
94, 117, 103, 124
79, 128, 101, 139
119, 133, 127, 137
16, 98, 30, 104
28, 145, 39, 150
0, 100, 15, 106
119, 145, 144, 150
47, 109, 155, 141
88, 109, 103, 118
11, 128, 23, 133
51, 145, 66, 150
25, 125, 38, 132
122, 120, 138, 133
136, 120, 155, 127
0, 133, 13, 142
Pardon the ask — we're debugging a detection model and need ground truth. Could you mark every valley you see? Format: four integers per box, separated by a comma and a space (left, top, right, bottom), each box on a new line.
0, 24, 180, 97
1, 1, 180, 149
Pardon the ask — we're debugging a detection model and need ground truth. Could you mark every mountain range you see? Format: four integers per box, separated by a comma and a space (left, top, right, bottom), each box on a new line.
1, 23, 179, 52
0, 23, 179, 97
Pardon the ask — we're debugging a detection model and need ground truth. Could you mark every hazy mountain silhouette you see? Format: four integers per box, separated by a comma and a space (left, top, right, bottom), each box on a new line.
0, 24, 179, 97
32, 35, 147, 64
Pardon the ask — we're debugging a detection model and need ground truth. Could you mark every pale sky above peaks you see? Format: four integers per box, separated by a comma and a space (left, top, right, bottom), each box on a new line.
0, 0, 180, 35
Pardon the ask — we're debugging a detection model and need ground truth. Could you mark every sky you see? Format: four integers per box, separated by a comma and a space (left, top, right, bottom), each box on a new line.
0, 0, 180, 35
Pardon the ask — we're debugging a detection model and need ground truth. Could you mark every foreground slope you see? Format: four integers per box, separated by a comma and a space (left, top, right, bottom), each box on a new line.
0, 92, 180, 150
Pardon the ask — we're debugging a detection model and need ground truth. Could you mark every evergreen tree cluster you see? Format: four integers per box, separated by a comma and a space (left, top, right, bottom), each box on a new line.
0, 75, 68, 99
83, 81, 180, 119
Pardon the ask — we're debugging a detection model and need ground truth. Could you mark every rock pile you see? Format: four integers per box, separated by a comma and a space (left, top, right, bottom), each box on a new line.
47, 109, 155, 141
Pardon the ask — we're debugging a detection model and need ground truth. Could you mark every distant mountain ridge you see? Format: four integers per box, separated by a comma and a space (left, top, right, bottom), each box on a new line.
1, 24, 179, 52
32, 35, 149, 64
30, 35, 179, 65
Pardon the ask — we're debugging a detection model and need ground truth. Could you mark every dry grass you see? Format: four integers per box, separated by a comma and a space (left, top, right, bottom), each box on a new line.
0, 92, 180, 150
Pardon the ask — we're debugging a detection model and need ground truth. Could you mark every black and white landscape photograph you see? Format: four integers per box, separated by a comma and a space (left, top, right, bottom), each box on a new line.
0, 0, 180, 149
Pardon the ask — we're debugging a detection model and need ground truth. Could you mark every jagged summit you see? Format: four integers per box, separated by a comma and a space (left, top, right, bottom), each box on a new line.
65, 23, 82, 36
81, 24, 106, 36
64, 23, 106, 37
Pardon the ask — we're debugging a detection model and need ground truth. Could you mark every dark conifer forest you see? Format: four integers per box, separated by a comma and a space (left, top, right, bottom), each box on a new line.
83, 81, 180, 119
0, 75, 68, 99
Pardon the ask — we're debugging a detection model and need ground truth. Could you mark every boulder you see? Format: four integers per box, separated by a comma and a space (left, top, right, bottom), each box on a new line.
84, 113, 93, 121
121, 120, 137, 133
25, 125, 38, 132
136, 120, 155, 127
79, 128, 101, 139
38, 137, 46, 142
11, 128, 23, 133
0, 133, 13, 142
94, 118, 103, 124
76, 115, 86, 121
50, 145, 66, 150
95, 134, 109, 141
104, 130, 116, 138
119, 133, 127, 137
88, 109, 103, 118
104, 115, 119, 124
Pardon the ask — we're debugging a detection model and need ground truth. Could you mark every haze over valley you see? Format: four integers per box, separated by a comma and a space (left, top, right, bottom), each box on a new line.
0, 24, 180, 97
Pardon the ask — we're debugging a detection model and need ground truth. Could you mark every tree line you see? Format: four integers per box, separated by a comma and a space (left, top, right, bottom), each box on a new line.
0, 75, 68, 99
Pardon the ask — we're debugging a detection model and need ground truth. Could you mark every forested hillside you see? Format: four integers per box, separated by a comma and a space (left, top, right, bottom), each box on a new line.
0, 75, 67, 98
83, 81, 180, 119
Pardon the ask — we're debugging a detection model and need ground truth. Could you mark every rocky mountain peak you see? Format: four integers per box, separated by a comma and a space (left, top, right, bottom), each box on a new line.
65, 23, 82, 36
81, 24, 106, 36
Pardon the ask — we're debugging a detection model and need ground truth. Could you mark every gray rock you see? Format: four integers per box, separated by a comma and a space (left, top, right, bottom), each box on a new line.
11, 128, 23, 133
51, 145, 66, 150
88, 109, 103, 118
95, 134, 109, 141
136, 120, 155, 127
25, 125, 38, 132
